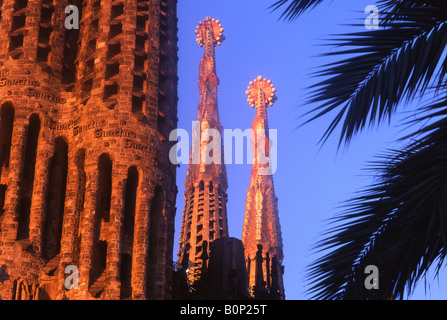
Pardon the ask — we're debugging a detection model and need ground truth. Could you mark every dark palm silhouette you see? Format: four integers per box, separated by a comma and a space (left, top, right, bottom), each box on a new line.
271, 0, 447, 299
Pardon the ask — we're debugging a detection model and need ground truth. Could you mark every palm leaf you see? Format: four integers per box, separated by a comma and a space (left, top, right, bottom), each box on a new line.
304, 4, 447, 145
269, 0, 327, 21
307, 115, 447, 299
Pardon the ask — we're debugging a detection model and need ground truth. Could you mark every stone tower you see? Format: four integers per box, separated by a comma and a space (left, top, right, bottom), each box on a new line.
0, 0, 178, 300
242, 76, 285, 299
177, 17, 229, 282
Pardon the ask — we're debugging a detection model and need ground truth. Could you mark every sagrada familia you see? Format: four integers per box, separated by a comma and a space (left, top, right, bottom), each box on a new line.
0, 0, 284, 300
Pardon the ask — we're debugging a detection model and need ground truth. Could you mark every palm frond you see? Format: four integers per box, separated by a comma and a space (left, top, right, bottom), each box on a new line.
307, 118, 447, 299
269, 0, 327, 21
303, 4, 447, 146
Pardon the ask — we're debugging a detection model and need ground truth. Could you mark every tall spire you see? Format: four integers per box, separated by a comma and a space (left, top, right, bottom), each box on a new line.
242, 76, 285, 299
177, 17, 229, 283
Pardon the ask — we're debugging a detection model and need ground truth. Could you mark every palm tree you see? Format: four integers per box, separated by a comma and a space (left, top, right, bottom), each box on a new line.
271, 0, 447, 299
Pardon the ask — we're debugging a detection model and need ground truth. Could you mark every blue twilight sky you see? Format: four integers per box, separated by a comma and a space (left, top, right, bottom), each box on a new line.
173, 0, 447, 300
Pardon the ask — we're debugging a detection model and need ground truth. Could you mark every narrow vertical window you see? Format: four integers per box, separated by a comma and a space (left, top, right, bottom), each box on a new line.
146, 186, 165, 299
72, 149, 86, 266
90, 153, 112, 286
90, 240, 107, 290
61, 0, 83, 91
9, 0, 28, 59
0, 103, 14, 170
120, 166, 139, 299
131, 1, 148, 113
80, 0, 101, 104
96, 153, 112, 223
120, 253, 132, 300
123, 166, 138, 242
103, 0, 123, 109
17, 114, 40, 240
43, 137, 68, 260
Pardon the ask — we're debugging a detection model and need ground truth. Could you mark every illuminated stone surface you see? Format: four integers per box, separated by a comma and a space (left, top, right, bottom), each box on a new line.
0, 0, 178, 300
242, 77, 285, 299
177, 16, 229, 283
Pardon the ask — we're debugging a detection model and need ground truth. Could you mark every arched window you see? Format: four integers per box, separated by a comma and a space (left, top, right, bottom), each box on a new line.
43, 137, 68, 260
17, 114, 40, 240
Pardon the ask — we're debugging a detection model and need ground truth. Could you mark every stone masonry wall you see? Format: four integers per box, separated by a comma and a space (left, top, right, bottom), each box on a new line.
0, 0, 178, 300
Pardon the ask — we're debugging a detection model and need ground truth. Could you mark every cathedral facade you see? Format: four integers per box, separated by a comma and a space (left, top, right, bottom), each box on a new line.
0, 0, 179, 300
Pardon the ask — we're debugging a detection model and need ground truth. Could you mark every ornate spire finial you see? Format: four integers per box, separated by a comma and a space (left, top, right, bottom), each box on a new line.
195, 17, 225, 47
242, 76, 284, 299
246, 76, 277, 108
